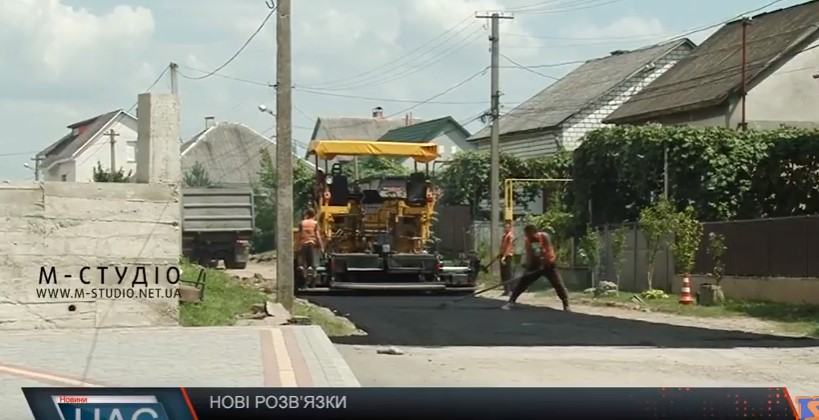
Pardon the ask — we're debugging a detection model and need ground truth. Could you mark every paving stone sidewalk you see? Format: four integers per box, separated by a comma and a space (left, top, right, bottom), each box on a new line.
1, 325, 359, 419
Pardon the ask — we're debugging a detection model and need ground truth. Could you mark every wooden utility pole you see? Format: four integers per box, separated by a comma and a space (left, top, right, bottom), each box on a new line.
275, 0, 294, 312
32, 156, 41, 181
739, 17, 751, 131
476, 11, 513, 276
105, 129, 120, 171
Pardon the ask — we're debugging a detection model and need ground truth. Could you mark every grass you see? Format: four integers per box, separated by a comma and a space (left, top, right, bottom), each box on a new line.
569, 291, 819, 337
292, 300, 359, 337
179, 261, 267, 327
179, 261, 359, 337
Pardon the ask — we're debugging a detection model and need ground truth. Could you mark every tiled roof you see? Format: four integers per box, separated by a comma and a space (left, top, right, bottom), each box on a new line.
605, 1, 819, 123
38, 110, 124, 168
379, 116, 469, 142
469, 39, 694, 140
181, 122, 277, 186
310, 117, 422, 141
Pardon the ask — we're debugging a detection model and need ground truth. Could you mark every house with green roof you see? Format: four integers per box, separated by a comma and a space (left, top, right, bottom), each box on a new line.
379, 116, 473, 167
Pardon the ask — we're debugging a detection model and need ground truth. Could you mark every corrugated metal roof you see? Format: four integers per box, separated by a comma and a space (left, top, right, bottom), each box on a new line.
469, 39, 693, 140
605, 1, 819, 123
378, 116, 469, 142
38, 110, 124, 167
310, 117, 422, 141
181, 122, 277, 186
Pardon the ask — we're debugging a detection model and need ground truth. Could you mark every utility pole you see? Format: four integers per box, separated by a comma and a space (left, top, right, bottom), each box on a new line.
275, 0, 294, 312
739, 17, 751, 131
32, 156, 41, 181
663, 145, 669, 200
476, 11, 513, 276
105, 129, 120, 172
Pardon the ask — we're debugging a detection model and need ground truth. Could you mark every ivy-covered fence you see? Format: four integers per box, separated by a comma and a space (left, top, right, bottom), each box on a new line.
572, 124, 819, 227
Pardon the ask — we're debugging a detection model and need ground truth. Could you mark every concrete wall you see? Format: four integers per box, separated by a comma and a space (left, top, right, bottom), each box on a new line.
673, 275, 819, 305
1, 93, 181, 330
0, 182, 180, 329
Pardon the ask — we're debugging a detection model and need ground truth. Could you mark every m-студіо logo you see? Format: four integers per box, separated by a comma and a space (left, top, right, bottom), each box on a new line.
53, 395, 170, 420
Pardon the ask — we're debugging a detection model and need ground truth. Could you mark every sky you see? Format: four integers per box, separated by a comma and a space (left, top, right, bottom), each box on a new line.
0, 0, 808, 180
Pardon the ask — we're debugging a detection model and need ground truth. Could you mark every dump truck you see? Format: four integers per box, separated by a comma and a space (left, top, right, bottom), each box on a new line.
293, 140, 479, 292
182, 187, 254, 269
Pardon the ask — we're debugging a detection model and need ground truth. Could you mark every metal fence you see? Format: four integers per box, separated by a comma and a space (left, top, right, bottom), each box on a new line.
692, 215, 819, 278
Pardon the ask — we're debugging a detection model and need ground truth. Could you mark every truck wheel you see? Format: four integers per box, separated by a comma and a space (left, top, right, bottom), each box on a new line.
224, 255, 246, 269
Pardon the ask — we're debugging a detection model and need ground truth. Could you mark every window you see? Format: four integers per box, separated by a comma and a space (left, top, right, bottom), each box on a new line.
451, 145, 460, 154
126, 141, 137, 163
60, 174, 67, 182
437, 145, 444, 155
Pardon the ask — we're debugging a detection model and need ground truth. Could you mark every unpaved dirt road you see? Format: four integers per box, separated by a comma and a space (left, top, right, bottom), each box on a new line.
304, 292, 819, 395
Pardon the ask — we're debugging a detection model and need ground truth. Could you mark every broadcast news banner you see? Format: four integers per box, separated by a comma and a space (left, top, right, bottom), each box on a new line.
22, 387, 815, 419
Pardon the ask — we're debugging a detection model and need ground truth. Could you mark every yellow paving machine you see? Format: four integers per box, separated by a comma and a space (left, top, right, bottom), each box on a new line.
294, 140, 478, 292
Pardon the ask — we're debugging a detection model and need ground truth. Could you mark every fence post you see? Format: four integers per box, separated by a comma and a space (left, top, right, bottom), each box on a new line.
633, 222, 639, 292
604, 223, 611, 282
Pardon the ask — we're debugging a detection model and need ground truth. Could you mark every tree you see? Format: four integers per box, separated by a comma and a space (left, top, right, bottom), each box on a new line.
92, 162, 132, 182
707, 232, 727, 286
610, 225, 627, 287
343, 156, 409, 179
639, 198, 676, 291
252, 152, 316, 252
578, 226, 602, 284
436, 150, 569, 219
183, 161, 212, 187
671, 206, 703, 276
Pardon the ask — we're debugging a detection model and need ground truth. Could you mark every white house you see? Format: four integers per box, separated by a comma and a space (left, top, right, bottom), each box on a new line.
605, 1, 819, 129
378, 116, 473, 169
36, 110, 138, 182
468, 39, 695, 159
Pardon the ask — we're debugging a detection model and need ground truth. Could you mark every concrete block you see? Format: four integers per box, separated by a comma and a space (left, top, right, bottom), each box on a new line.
135, 93, 181, 185
0, 301, 96, 330
41, 222, 180, 258
43, 195, 179, 224
95, 299, 178, 328
42, 182, 177, 201
0, 187, 44, 217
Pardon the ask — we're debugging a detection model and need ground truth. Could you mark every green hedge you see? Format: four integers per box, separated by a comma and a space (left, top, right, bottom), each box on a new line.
572, 124, 819, 226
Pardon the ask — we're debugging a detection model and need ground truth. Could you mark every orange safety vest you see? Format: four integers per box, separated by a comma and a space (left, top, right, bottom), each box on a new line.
525, 232, 555, 265
299, 219, 319, 246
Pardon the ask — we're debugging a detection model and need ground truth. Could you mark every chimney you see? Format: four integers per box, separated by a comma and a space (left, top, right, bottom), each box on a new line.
205, 116, 215, 129
405, 113, 410, 126
372, 106, 383, 119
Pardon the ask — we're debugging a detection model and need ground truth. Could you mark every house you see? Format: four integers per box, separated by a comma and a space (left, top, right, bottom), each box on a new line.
181, 120, 282, 188
467, 39, 695, 159
378, 116, 473, 168
36, 110, 138, 182
308, 107, 421, 169
604, 1, 819, 128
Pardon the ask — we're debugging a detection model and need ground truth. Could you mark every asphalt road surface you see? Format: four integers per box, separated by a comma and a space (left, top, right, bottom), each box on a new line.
305, 293, 819, 394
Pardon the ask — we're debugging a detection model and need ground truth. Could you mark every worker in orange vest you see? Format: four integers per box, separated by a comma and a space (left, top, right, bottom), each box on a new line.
502, 224, 571, 312
298, 209, 323, 287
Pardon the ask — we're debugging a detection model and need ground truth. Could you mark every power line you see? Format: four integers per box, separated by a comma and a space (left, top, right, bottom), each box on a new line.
126, 65, 171, 113
179, 5, 277, 81
500, 53, 559, 79
178, 65, 502, 105
512, 0, 628, 14
304, 14, 475, 89
305, 26, 485, 91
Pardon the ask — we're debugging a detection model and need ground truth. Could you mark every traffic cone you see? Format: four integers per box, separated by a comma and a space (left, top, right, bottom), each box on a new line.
679, 276, 694, 305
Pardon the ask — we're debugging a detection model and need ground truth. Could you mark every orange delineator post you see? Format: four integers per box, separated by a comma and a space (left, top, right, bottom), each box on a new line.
679, 276, 694, 305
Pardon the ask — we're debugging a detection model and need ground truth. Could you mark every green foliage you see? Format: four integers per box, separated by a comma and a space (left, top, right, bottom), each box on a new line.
437, 150, 572, 219
92, 162, 132, 182
183, 161, 212, 187
639, 198, 676, 290
572, 124, 819, 226
343, 156, 409, 179
577, 226, 601, 271
528, 191, 574, 263
640, 289, 669, 300
252, 152, 315, 253
707, 232, 727, 285
671, 206, 703, 275
610, 225, 627, 285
